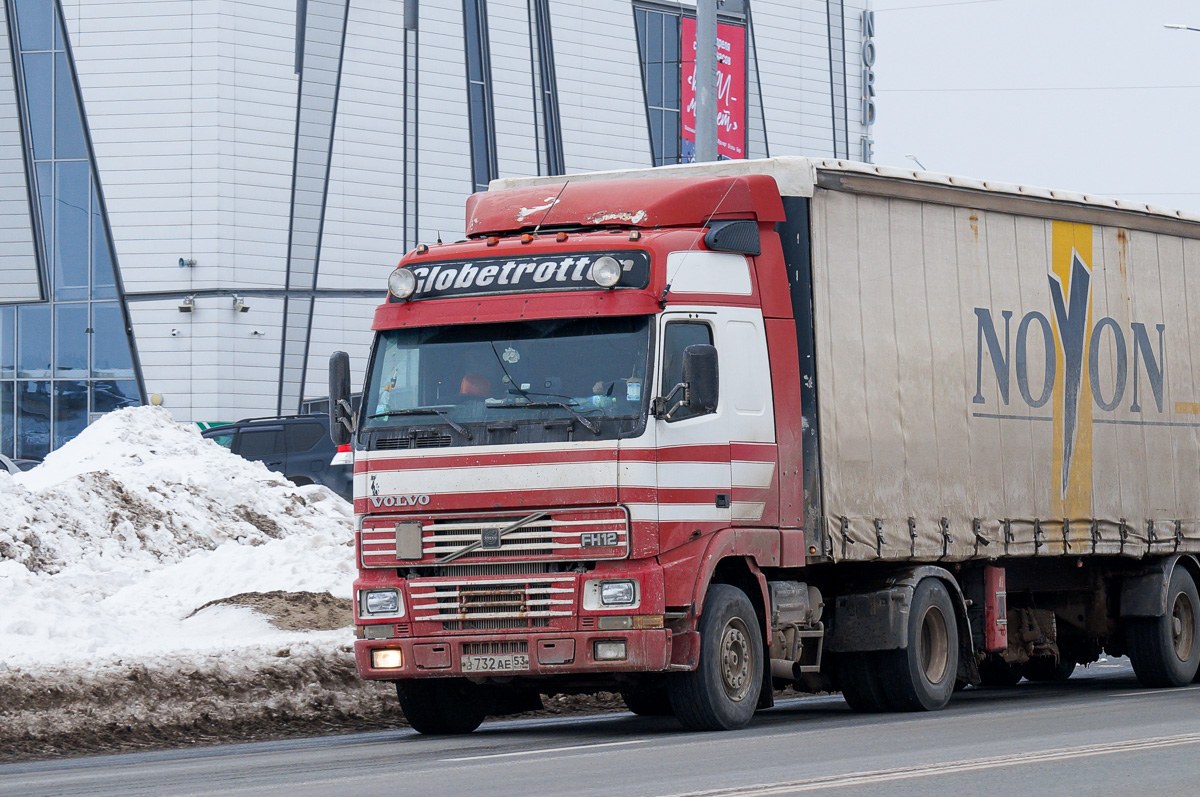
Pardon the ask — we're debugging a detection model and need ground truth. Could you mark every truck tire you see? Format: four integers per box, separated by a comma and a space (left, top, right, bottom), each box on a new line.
396, 679, 487, 735
1126, 565, 1200, 688
669, 584, 763, 731
837, 653, 893, 712
876, 578, 959, 711
621, 685, 675, 717
978, 657, 1024, 687
1023, 657, 1074, 682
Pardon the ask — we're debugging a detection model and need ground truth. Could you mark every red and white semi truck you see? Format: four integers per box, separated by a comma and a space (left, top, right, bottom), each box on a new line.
331, 157, 1200, 733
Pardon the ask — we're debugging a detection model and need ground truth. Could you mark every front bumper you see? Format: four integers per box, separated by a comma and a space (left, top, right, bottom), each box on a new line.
355, 628, 672, 680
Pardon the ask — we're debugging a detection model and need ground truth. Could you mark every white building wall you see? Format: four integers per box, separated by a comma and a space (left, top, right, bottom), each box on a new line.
44, 0, 870, 425
0, 1, 42, 303
550, 0, 650, 173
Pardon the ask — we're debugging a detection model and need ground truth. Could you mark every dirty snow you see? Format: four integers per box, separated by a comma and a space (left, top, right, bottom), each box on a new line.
0, 406, 356, 671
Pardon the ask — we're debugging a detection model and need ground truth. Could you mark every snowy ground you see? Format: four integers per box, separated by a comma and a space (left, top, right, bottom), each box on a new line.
0, 407, 405, 760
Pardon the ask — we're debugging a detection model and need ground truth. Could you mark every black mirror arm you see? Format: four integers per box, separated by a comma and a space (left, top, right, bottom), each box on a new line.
653, 382, 689, 420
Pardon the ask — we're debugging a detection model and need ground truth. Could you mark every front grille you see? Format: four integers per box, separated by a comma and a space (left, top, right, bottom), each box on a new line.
463, 641, 530, 655
360, 507, 629, 568
442, 618, 551, 631
444, 563, 552, 578
374, 434, 454, 450
409, 576, 575, 624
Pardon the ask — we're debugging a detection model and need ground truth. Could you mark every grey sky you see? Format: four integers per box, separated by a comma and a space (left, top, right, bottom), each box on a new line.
870, 0, 1200, 214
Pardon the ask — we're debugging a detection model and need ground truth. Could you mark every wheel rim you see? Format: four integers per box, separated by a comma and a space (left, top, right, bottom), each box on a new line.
719, 617, 754, 703
1170, 590, 1196, 663
918, 605, 950, 684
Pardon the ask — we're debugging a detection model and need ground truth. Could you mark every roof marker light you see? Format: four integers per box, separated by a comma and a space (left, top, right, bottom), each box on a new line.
556, 232, 569, 242
520, 233, 535, 244
486, 236, 499, 246
415, 243, 428, 255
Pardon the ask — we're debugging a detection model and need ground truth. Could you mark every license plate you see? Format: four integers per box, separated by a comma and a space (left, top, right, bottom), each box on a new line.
461, 654, 530, 673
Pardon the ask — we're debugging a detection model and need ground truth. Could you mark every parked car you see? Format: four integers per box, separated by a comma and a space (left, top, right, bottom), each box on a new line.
202, 415, 351, 501
0, 454, 40, 474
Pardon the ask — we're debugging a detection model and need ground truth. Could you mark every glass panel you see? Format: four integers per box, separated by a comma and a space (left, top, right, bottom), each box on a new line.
238, 429, 283, 461
661, 321, 714, 422
90, 183, 117, 299
91, 302, 135, 378
664, 62, 680, 109
54, 161, 90, 301
635, 9, 647, 57
206, 431, 236, 450
54, 1, 65, 50
17, 304, 52, 378
53, 380, 88, 448
0, 306, 14, 378
14, 0, 53, 51
664, 14, 680, 63
91, 379, 139, 414
16, 380, 50, 459
1, 382, 13, 457
663, 110, 680, 162
54, 303, 88, 377
36, 162, 52, 261
54, 52, 88, 159
647, 11, 663, 63
463, 0, 482, 82
286, 422, 325, 452
22, 53, 52, 160
646, 63, 663, 108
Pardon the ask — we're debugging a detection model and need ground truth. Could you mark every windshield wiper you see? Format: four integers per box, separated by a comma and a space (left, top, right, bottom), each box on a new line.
489, 400, 601, 435
368, 408, 472, 440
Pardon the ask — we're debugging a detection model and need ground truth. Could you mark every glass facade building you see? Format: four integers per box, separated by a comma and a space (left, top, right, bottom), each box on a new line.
0, 0, 141, 459
0, 0, 871, 458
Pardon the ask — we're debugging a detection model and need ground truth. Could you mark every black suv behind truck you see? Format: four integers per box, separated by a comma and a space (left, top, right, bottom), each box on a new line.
202, 415, 351, 501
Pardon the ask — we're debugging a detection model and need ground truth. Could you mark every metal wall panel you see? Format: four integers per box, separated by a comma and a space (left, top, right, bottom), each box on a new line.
0, 0, 46, 303
812, 188, 1200, 561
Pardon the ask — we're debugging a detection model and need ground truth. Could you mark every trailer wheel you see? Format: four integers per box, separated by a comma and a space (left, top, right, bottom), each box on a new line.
877, 578, 959, 711
837, 653, 893, 712
978, 657, 1024, 687
1023, 657, 1075, 682
1127, 565, 1200, 687
396, 679, 487, 735
669, 584, 763, 731
621, 685, 675, 717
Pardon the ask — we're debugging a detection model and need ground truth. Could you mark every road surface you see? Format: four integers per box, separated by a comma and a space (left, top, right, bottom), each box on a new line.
4, 658, 1200, 797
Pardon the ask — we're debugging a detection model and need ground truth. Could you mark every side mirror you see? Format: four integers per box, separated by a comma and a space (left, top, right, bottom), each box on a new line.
329, 351, 353, 446
682, 344, 719, 415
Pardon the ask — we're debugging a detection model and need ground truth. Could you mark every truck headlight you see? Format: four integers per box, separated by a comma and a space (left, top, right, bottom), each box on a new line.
592, 256, 621, 288
362, 589, 402, 616
388, 268, 417, 300
583, 579, 641, 610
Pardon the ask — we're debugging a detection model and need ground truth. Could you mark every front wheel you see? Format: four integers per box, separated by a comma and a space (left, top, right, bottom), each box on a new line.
875, 578, 959, 711
396, 679, 487, 735
1126, 565, 1200, 687
669, 584, 764, 731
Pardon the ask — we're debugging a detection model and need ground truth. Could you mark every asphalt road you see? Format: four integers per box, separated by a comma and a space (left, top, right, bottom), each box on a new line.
5, 658, 1200, 797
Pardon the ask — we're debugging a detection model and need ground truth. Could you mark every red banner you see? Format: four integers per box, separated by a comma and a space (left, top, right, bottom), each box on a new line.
681, 17, 746, 160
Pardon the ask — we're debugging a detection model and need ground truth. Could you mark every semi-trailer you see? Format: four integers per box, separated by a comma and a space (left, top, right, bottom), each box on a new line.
334, 157, 1200, 732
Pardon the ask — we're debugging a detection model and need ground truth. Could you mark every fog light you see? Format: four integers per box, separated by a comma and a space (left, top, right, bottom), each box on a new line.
592, 256, 621, 288
371, 648, 404, 669
388, 268, 417, 300
594, 640, 627, 661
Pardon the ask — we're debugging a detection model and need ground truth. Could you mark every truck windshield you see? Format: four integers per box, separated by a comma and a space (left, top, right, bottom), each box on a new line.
361, 316, 652, 444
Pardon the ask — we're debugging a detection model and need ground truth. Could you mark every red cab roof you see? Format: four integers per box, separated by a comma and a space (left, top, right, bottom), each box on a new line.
465, 174, 785, 237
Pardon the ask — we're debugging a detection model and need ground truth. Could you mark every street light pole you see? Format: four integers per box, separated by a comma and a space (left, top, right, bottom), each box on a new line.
695, 0, 718, 162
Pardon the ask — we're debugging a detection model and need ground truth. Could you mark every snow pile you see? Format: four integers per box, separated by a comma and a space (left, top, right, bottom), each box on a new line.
0, 406, 356, 670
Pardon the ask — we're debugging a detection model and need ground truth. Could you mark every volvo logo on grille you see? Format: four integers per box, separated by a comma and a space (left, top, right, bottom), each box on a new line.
368, 494, 431, 508
480, 528, 501, 549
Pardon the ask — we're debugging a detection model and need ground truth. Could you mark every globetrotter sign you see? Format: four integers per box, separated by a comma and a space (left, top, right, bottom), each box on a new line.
972, 221, 1167, 512
393, 251, 651, 301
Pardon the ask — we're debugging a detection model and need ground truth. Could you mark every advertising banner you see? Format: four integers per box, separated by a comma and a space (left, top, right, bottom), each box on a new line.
681, 17, 746, 161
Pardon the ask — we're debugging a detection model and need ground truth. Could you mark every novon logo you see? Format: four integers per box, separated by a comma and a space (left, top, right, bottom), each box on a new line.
369, 494, 431, 509
972, 222, 1166, 502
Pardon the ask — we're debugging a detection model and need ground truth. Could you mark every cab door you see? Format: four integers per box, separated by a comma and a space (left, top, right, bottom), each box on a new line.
654, 313, 733, 537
